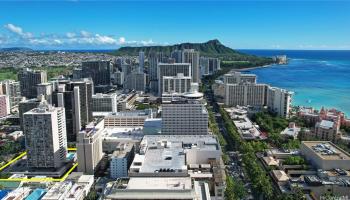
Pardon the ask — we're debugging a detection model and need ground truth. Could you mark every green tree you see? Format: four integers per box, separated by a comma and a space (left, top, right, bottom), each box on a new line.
85, 188, 98, 200
225, 176, 247, 200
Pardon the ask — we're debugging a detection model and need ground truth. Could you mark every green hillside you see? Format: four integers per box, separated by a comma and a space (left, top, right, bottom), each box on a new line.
113, 39, 273, 66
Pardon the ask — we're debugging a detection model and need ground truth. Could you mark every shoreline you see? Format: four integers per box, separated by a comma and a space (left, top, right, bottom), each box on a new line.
237, 63, 276, 72
238, 63, 350, 117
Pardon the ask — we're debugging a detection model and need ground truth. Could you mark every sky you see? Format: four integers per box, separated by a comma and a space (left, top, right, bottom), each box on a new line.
0, 1, 349, 50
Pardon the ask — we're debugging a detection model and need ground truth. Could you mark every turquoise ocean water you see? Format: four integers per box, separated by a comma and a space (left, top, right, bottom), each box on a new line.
239, 50, 350, 116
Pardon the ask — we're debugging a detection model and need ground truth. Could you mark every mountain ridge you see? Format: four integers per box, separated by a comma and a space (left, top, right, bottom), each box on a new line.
113, 39, 273, 64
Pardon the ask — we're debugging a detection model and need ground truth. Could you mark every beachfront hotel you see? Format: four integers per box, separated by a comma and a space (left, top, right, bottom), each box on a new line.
223, 71, 292, 118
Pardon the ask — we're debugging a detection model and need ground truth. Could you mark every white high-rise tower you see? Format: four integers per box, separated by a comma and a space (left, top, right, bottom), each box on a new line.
23, 102, 67, 169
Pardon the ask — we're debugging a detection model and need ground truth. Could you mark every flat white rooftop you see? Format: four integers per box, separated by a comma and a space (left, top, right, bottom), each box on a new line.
127, 177, 192, 190
103, 127, 144, 140
141, 135, 219, 151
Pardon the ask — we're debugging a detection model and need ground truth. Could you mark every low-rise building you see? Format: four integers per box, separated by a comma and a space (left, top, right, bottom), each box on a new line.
2, 187, 31, 200
110, 143, 135, 179
104, 109, 155, 128
300, 141, 350, 170
105, 177, 206, 200
280, 122, 301, 139
315, 120, 341, 141
224, 107, 265, 140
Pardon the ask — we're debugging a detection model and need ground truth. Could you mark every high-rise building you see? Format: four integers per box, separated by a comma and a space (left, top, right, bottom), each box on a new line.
82, 61, 112, 86
19, 98, 43, 130
170, 50, 183, 63
157, 63, 191, 96
139, 51, 145, 73
224, 83, 268, 107
0, 95, 10, 117
224, 71, 256, 84
161, 99, 208, 135
52, 79, 93, 142
37, 82, 54, 104
23, 103, 67, 169
112, 71, 124, 86
73, 68, 83, 79
0, 80, 22, 108
162, 73, 192, 94
182, 49, 200, 83
267, 87, 293, 118
121, 63, 132, 77
170, 49, 200, 83
149, 52, 167, 94
77, 119, 104, 174
123, 72, 146, 92
223, 72, 292, 118
92, 93, 117, 113
18, 68, 47, 99
200, 57, 220, 76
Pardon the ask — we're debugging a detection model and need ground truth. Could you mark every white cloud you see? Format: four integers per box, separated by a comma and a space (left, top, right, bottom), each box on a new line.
95, 34, 117, 44
66, 32, 76, 38
54, 39, 63, 44
1, 23, 159, 48
80, 30, 90, 37
121, 38, 155, 46
4, 24, 32, 38
119, 37, 126, 44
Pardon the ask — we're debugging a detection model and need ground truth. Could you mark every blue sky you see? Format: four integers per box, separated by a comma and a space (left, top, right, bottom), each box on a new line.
0, 1, 349, 50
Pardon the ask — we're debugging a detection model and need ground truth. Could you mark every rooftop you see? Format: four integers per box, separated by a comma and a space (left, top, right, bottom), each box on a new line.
127, 177, 192, 190
103, 127, 144, 141
106, 109, 154, 117
106, 177, 195, 200
112, 143, 134, 158
302, 141, 350, 161
141, 135, 220, 151
318, 120, 334, 129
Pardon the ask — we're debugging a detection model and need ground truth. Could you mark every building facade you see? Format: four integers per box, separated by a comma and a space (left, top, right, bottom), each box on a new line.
157, 63, 191, 96
223, 72, 292, 118
77, 119, 104, 174
161, 100, 208, 135
182, 49, 200, 83
0, 95, 10, 117
138, 51, 144, 73
162, 73, 192, 94
123, 72, 146, 92
23, 103, 67, 169
315, 120, 341, 141
110, 143, 135, 179
19, 98, 43, 130
224, 83, 268, 107
267, 87, 293, 118
0, 80, 22, 108
200, 57, 220, 76
82, 60, 112, 86
104, 109, 154, 128
18, 68, 47, 99
52, 79, 94, 142
92, 93, 117, 113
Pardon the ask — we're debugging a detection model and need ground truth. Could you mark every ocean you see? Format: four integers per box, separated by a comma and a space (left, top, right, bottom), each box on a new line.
238, 50, 350, 116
